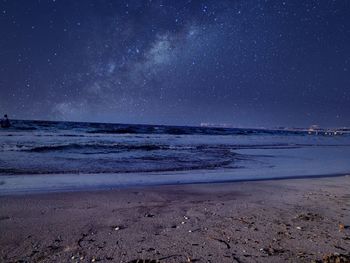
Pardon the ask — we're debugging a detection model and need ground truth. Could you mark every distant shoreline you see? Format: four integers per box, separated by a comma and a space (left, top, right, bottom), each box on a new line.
3, 118, 350, 134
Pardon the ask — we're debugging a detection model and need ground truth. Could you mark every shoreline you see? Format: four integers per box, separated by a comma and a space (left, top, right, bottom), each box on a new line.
1, 176, 350, 262
1, 170, 350, 196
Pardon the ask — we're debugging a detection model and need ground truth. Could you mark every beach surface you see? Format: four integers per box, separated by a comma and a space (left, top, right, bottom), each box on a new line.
1, 176, 350, 263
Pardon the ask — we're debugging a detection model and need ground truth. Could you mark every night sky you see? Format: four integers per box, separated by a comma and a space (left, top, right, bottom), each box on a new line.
0, 0, 349, 128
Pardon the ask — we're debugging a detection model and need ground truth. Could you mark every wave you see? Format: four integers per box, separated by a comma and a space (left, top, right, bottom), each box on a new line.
24, 143, 171, 153
2, 141, 331, 154
88, 127, 254, 136
2, 142, 309, 153
88, 128, 140, 134
0, 149, 238, 175
0, 143, 166, 152
0, 160, 235, 175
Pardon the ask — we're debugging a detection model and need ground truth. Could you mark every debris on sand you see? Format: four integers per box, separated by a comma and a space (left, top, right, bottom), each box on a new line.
144, 213, 155, 218
260, 246, 285, 256
312, 253, 350, 263
128, 260, 160, 263
111, 225, 126, 231
338, 224, 345, 232
210, 237, 231, 249
186, 256, 199, 262
295, 212, 323, 221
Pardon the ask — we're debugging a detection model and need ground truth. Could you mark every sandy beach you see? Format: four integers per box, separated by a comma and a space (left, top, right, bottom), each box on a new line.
1, 176, 350, 263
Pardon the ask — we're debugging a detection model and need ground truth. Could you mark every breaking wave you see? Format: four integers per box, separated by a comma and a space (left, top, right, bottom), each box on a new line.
1, 119, 349, 176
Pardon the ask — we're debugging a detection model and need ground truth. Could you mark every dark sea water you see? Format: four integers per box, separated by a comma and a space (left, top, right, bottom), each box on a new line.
0, 120, 350, 194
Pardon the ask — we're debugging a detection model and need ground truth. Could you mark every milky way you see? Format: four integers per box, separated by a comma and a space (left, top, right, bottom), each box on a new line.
0, 0, 349, 127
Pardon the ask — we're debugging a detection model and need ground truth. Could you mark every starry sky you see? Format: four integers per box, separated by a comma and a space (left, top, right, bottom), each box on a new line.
0, 0, 349, 128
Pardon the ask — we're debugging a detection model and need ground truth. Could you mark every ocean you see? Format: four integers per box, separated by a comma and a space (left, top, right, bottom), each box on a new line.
1, 120, 350, 194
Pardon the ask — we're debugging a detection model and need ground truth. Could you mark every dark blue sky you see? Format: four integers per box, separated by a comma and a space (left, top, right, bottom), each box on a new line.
0, 0, 349, 127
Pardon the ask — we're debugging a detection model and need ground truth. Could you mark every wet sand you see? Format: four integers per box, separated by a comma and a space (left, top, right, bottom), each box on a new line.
1, 176, 350, 262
